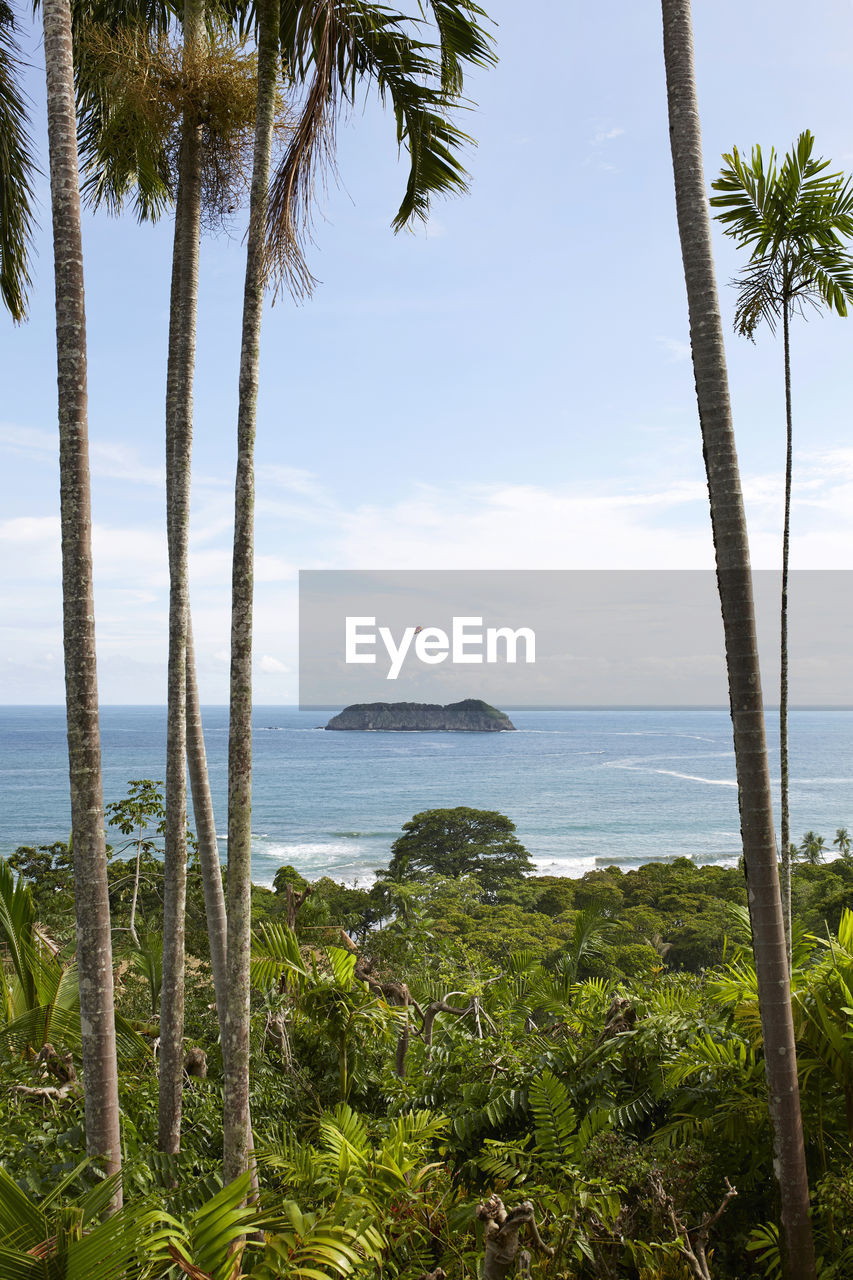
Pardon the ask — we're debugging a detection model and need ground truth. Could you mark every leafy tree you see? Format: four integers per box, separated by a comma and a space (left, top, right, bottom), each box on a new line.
273, 864, 310, 898
385, 807, 533, 896
711, 133, 853, 959
660, 1, 815, 1272
105, 779, 165, 947
8, 842, 74, 927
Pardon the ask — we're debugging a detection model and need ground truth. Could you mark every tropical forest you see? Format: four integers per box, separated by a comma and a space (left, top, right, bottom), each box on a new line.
1, 1, 853, 1279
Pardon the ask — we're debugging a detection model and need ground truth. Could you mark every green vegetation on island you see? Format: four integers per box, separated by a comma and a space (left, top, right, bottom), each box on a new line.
325, 701, 516, 732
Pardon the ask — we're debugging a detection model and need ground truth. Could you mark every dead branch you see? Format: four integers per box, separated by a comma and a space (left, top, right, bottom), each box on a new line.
285, 882, 313, 930
650, 1174, 737, 1280
476, 1195, 553, 1280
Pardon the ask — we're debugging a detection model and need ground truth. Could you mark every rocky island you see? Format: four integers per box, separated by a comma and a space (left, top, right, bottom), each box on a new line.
325, 698, 516, 732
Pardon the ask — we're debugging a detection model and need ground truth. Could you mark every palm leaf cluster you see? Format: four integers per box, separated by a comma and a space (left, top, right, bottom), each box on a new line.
0, 0, 36, 322
75, 14, 267, 226
268, 0, 496, 293
711, 129, 853, 335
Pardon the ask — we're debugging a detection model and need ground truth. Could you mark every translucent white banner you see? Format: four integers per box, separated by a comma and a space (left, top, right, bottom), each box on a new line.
298, 570, 853, 709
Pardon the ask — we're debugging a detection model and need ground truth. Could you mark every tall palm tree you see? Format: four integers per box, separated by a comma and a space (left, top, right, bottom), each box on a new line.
222, 0, 279, 1187
158, 0, 206, 1156
222, 0, 496, 1183
659, 1, 815, 1275
711, 135, 853, 961
74, 3, 259, 1149
0, 0, 35, 321
41, 0, 123, 1194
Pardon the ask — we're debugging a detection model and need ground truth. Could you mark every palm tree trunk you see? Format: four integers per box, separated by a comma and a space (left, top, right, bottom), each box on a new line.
660, 3, 815, 1276
128, 834, 142, 948
159, 0, 204, 1155
187, 619, 262, 1207
780, 301, 793, 968
186, 617, 229, 1013
42, 0, 121, 1195
223, 0, 279, 1184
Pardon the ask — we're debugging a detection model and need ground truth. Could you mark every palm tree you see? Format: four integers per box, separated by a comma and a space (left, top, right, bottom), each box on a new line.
222, 0, 496, 1182
798, 830, 826, 866
74, 5, 260, 1151
659, 1, 815, 1274
711, 133, 853, 962
40, 0, 123, 1195
834, 826, 851, 861
222, 0, 280, 1184
0, 0, 35, 321
157, 0, 206, 1158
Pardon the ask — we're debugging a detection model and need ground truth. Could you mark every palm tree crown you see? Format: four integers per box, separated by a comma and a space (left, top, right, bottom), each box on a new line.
711, 130, 853, 335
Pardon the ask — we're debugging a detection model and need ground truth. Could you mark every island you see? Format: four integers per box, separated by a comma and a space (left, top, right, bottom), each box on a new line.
325, 698, 516, 732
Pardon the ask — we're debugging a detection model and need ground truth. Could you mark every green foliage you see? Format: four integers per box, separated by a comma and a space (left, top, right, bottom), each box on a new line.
9, 825, 853, 1276
269, 0, 497, 291
0, 0, 36, 323
712, 130, 853, 334
252, 922, 401, 1101
384, 807, 533, 896
273, 864, 310, 896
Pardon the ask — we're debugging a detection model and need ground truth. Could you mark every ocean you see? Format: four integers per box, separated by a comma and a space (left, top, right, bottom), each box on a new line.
0, 705, 851, 886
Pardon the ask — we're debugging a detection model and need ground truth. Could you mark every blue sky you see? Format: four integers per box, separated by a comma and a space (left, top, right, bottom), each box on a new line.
3, 0, 853, 703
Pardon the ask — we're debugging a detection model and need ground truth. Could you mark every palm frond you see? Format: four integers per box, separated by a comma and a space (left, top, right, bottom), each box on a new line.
268, 0, 495, 295
0, 0, 36, 323
528, 1068, 576, 1160
712, 129, 853, 333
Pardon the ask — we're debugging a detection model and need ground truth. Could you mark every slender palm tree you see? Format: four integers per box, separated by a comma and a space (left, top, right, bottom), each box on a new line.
659, 2, 815, 1275
222, 0, 280, 1186
157, 0, 206, 1156
0, 0, 35, 321
74, 4, 259, 1149
41, 0, 123, 1194
711, 135, 853, 961
834, 826, 851, 860
222, 0, 496, 1183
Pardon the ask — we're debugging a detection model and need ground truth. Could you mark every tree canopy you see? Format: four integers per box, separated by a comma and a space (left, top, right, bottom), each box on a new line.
383, 806, 533, 894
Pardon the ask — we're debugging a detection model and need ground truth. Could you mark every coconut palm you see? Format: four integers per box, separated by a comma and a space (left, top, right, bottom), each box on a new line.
798, 830, 826, 866
659, 1, 815, 1274
0, 0, 35, 321
222, 0, 496, 1182
711, 133, 853, 962
834, 826, 851, 860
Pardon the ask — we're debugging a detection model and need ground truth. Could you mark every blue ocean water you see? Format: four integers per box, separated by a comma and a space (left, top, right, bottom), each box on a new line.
0, 706, 851, 886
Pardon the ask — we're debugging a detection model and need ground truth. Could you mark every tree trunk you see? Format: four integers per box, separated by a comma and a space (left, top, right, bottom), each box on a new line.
186, 616, 229, 1013
660, 3, 815, 1276
128, 834, 142, 948
159, 0, 204, 1155
780, 301, 793, 968
42, 0, 121, 1197
223, 0, 279, 1184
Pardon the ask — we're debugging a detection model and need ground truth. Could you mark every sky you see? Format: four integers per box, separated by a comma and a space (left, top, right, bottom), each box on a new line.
3, 0, 853, 704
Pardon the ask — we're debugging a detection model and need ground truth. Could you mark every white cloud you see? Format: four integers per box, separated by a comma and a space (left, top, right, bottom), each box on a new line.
656, 336, 691, 362
591, 126, 625, 144
5, 448, 853, 699
0, 423, 165, 487
258, 655, 289, 673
